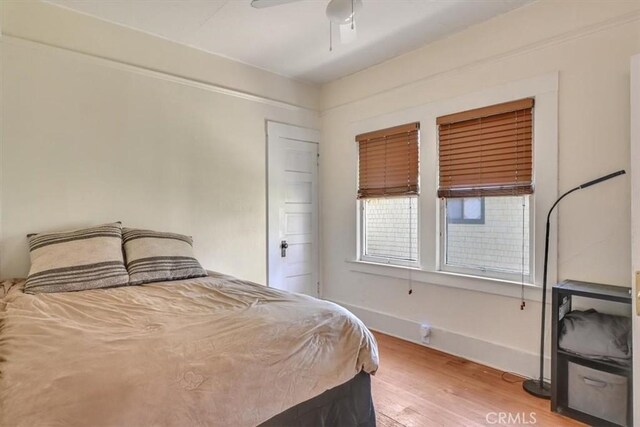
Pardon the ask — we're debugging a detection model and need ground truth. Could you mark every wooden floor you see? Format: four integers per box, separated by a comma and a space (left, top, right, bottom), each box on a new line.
371, 332, 583, 427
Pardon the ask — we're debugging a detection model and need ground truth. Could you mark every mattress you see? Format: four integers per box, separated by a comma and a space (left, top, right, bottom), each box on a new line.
0, 272, 378, 426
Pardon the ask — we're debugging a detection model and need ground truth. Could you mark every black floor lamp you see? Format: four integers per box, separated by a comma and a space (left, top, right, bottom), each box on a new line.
522, 169, 626, 399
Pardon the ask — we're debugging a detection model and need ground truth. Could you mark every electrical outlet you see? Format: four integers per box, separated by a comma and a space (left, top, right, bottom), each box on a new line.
420, 323, 431, 344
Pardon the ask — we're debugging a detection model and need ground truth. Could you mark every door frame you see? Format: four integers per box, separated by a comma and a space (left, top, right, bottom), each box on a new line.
630, 53, 639, 424
265, 120, 321, 296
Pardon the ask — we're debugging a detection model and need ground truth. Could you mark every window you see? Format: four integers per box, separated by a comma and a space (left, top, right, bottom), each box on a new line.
363, 197, 418, 261
444, 196, 530, 277
357, 123, 419, 265
349, 75, 558, 297
437, 98, 534, 281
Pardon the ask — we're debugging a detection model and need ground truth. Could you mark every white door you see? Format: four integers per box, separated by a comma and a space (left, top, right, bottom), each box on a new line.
267, 121, 320, 296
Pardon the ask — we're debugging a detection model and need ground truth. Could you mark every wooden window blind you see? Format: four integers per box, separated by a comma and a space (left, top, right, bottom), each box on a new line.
437, 98, 534, 198
356, 122, 419, 199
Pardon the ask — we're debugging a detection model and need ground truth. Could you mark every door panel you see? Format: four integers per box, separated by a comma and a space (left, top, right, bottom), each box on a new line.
285, 212, 312, 235
286, 182, 312, 204
285, 150, 314, 173
267, 121, 319, 297
284, 275, 312, 294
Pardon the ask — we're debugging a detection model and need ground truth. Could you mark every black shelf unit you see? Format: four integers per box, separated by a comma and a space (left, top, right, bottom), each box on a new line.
551, 280, 633, 427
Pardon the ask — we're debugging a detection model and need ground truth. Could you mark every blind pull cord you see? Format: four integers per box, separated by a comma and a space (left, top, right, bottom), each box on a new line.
520, 195, 526, 310
408, 196, 414, 295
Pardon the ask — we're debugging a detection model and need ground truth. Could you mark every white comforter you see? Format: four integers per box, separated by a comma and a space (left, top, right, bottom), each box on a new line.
0, 272, 378, 426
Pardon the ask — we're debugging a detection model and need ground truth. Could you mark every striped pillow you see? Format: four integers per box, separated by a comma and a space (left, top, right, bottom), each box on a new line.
122, 228, 207, 285
25, 223, 129, 294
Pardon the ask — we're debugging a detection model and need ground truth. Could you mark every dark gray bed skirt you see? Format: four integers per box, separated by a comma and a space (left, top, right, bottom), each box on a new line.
259, 371, 376, 427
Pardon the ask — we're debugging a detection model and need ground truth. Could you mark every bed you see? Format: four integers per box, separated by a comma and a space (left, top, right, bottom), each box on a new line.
0, 271, 378, 426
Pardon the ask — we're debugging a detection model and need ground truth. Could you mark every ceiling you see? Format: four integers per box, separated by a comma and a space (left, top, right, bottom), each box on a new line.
45, 0, 534, 84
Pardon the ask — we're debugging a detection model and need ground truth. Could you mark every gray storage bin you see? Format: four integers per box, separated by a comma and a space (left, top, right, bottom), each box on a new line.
568, 362, 628, 426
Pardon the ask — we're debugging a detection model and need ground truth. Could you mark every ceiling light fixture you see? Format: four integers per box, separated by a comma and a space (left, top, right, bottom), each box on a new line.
327, 0, 362, 51
326, 0, 362, 26
250, 0, 363, 52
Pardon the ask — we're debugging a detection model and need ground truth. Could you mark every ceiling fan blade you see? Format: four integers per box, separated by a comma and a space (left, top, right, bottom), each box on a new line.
250, 0, 303, 8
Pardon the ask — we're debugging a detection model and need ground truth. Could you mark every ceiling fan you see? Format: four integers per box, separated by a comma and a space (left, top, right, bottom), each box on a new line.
250, 0, 364, 50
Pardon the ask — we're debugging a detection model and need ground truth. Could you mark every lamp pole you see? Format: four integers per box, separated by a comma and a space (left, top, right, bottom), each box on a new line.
522, 169, 626, 399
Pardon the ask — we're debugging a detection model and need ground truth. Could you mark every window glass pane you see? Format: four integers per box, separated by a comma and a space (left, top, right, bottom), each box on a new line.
463, 198, 482, 220
446, 199, 463, 220
447, 198, 483, 224
445, 196, 530, 275
364, 197, 418, 261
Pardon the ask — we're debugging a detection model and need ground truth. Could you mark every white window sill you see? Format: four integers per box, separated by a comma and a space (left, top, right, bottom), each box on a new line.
359, 255, 419, 268
346, 259, 550, 303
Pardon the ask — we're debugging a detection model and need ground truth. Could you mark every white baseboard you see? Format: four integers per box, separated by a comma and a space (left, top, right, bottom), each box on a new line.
334, 300, 551, 381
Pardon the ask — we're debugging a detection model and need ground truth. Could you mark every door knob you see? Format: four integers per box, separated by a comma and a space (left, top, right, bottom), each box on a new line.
280, 240, 289, 257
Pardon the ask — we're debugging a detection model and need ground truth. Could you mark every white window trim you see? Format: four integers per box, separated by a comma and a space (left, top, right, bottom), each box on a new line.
345, 258, 549, 302
351, 72, 558, 299
359, 254, 419, 268
439, 195, 534, 284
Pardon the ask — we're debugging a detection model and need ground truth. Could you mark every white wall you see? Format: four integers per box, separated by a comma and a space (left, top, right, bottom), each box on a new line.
0, 2, 320, 284
320, 0, 640, 377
